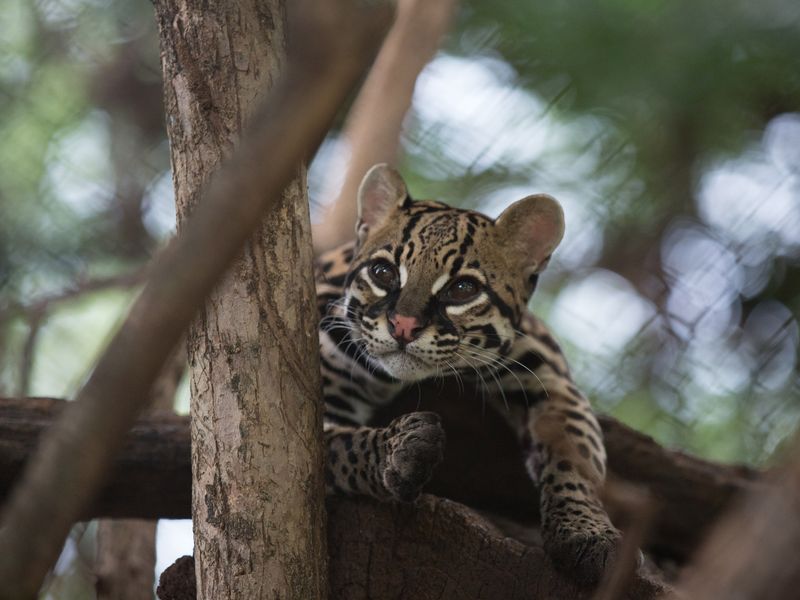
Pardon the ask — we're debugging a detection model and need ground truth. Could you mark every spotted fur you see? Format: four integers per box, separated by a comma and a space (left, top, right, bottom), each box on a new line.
317, 164, 621, 583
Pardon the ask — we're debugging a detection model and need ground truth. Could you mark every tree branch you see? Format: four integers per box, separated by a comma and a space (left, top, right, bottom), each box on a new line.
0, 396, 758, 561
313, 0, 457, 254
0, 269, 145, 397
0, 270, 145, 321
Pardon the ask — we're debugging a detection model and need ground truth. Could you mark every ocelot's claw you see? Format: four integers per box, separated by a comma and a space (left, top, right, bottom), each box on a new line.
544, 524, 626, 585
380, 411, 445, 502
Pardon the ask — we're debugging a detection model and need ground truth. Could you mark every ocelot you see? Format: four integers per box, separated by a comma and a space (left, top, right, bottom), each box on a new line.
316, 164, 621, 582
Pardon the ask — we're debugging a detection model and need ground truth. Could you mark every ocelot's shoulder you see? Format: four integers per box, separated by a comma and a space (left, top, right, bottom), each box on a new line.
514, 311, 571, 377
518, 311, 553, 341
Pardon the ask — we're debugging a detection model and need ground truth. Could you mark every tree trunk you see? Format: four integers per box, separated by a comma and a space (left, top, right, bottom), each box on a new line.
154, 2, 327, 598
95, 520, 158, 600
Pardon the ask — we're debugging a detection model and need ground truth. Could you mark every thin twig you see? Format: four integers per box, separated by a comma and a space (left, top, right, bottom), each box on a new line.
3, 270, 145, 398
0, 270, 145, 321
17, 311, 43, 398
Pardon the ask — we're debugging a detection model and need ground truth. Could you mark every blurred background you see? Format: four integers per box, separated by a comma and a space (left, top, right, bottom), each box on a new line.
1, 0, 799, 596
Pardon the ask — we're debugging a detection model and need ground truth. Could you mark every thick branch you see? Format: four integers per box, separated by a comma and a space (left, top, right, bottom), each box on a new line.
0, 398, 189, 520
0, 396, 758, 561
379, 381, 760, 561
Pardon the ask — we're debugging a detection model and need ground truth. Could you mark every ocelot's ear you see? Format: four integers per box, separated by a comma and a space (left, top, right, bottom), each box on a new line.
495, 194, 565, 278
356, 164, 410, 242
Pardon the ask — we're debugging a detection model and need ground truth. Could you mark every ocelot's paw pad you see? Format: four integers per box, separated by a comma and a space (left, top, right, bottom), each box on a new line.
382, 411, 445, 502
546, 525, 624, 585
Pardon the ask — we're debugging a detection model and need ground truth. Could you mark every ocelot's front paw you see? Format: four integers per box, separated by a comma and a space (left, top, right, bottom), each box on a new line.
381, 411, 445, 502
544, 523, 623, 585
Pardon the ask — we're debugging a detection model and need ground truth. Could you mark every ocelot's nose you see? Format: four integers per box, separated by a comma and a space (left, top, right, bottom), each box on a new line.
387, 312, 425, 344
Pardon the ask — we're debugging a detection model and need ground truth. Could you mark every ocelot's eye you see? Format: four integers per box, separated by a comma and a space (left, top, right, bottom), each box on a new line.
442, 276, 482, 303
369, 259, 399, 287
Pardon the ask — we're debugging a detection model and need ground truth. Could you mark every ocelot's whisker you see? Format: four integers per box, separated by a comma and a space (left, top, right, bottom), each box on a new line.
456, 349, 510, 411
459, 346, 529, 408
452, 350, 492, 414
465, 342, 550, 402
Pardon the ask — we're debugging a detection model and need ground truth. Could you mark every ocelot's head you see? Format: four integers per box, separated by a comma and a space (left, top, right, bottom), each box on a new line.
343, 164, 564, 381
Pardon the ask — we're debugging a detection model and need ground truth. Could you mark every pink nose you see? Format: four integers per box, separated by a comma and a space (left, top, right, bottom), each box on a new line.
388, 313, 423, 344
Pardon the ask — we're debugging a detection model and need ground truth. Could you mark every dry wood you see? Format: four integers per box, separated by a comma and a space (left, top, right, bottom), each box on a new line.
0, 1, 392, 595
5, 394, 783, 598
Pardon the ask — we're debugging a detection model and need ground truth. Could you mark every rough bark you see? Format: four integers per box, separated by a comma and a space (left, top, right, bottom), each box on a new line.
158, 496, 669, 600
153, 1, 392, 598
95, 344, 185, 600
313, 0, 457, 254
11, 394, 795, 598
155, 2, 321, 597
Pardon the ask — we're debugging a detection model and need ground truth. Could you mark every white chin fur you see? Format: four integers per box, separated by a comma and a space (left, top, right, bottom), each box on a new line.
375, 351, 436, 381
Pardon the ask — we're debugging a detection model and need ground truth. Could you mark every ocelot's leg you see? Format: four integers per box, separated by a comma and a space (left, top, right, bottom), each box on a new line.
526, 392, 620, 583
324, 412, 445, 502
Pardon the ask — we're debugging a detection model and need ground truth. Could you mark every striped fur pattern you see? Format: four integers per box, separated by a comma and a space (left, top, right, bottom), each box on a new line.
316, 164, 621, 583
